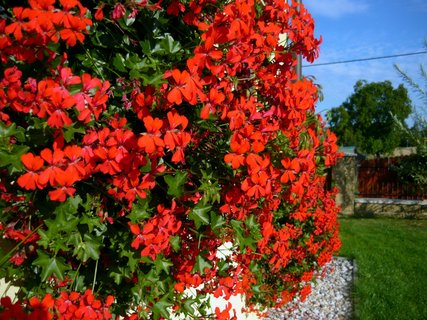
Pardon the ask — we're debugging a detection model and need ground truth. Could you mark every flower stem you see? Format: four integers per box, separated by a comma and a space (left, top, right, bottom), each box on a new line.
92, 259, 99, 292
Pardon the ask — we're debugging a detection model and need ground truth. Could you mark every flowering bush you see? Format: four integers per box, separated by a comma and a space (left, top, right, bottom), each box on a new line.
0, 0, 341, 319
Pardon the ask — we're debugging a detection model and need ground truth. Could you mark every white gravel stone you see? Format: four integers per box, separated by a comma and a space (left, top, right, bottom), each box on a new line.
267, 257, 354, 320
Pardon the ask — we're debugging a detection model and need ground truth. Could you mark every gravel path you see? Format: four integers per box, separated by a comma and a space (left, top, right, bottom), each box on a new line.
267, 257, 355, 320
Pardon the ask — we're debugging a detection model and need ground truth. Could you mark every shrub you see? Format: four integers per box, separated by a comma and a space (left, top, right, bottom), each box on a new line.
0, 0, 341, 318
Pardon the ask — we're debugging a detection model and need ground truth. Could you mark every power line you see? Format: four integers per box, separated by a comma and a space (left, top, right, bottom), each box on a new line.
302, 51, 427, 68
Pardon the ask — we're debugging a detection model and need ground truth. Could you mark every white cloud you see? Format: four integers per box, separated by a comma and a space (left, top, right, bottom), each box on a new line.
304, 0, 369, 18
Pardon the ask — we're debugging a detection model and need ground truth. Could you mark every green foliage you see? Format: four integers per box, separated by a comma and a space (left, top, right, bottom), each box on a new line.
328, 80, 412, 155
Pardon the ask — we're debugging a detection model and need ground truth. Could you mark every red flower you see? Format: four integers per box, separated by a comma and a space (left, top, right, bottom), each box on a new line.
55, 291, 79, 317
138, 116, 165, 154
17, 153, 45, 190
165, 69, 201, 105
94, 5, 104, 21
111, 3, 126, 20
224, 153, 245, 169
0, 296, 27, 319
4, 8, 26, 41
280, 158, 300, 183
39, 148, 65, 186
28, 294, 54, 320
215, 302, 237, 320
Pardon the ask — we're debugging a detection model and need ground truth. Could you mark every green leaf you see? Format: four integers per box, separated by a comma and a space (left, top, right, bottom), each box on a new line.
0, 145, 29, 172
66, 232, 82, 248
109, 266, 132, 285
164, 171, 187, 197
183, 298, 198, 316
128, 197, 151, 223
125, 16, 136, 26
231, 219, 259, 252
0, 123, 25, 141
159, 34, 182, 54
57, 195, 82, 215
218, 260, 230, 276
75, 234, 102, 262
119, 248, 140, 273
245, 214, 261, 237
193, 255, 212, 275
154, 255, 173, 275
140, 72, 165, 86
210, 212, 225, 233
80, 212, 103, 233
129, 68, 142, 80
188, 203, 211, 229
152, 299, 173, 319
140, 156, 152, 173
63, 125, 86, 143
46, 202, 80, 234
199, 170, 221, 204
113, 53, 127, 72
169, 235, 181, 252
33, 251, 69, 281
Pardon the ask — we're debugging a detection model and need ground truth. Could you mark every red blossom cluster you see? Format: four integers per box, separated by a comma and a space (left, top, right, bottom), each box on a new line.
0, 65, 109, 127
130, 201, 182, 259
0, 0, 91, 63
0, 289, 113, 320
0, 0, 342, 318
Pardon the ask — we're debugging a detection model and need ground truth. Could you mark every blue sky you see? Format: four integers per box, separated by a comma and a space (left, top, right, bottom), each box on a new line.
302, 0, 427, 120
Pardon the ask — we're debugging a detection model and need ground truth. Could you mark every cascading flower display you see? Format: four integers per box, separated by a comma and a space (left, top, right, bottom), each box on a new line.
0, 0, 341, 319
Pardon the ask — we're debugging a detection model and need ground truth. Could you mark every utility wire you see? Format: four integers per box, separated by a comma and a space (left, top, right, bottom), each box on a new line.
303, 51, 427, 68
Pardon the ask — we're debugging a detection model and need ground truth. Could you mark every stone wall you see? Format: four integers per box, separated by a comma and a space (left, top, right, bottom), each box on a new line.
332, 155, 357, 216
354, 198, 427, 218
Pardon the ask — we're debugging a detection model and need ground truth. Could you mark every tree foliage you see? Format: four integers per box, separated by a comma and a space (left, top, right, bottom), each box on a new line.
392, 50, 427, 187
328, 80, 412, 155
0, 0, 341, 319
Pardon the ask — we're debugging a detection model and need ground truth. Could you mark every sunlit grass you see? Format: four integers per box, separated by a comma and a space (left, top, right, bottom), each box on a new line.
339, 218, 427, 320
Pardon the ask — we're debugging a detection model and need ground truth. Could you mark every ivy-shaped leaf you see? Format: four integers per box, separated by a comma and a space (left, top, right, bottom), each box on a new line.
199, 170, 221, 204
210, 212, 225, 234
152, 298, 173, 320
0, 122, 26, 141
159, 34, 182, 54
154, 255, 174, 275
33, 251, 69, 281
164, 171, 187, 197
113, 53, 127, 72
128, 197, 151, 223
0, 145, 29, 172
193, 255, 212, 275
231, 219, 259, 252
76, 234, 102, 262
63, 124, 86, 143
245, 214, 262, 241
169, 235, 181, 252
188, 203, 211, 229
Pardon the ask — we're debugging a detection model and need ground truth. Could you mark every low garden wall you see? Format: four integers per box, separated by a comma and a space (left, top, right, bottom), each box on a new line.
332, 153, 427, 218
354, 198, 427, 218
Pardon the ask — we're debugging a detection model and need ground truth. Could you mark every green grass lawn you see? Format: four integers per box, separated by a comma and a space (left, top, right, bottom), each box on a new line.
339, 218, 427, 320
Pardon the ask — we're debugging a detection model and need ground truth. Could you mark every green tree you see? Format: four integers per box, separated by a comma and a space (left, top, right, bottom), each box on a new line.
328, 80, 412, 155
392, 51, 427, 187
